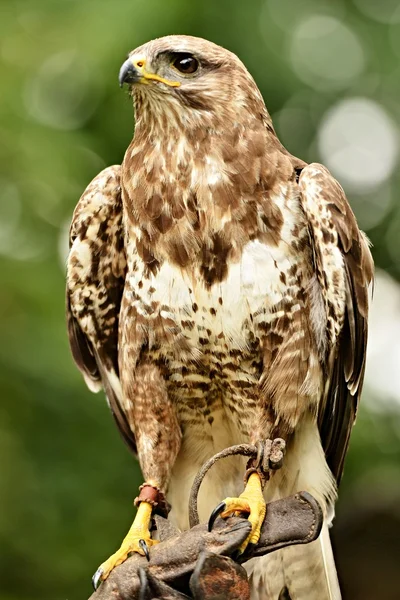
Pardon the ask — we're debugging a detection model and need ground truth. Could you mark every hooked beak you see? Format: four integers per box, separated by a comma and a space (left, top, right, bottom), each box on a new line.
118, 58, 141, 87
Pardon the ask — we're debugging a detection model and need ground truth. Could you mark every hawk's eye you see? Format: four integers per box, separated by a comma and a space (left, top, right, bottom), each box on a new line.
172, 55, 199, 75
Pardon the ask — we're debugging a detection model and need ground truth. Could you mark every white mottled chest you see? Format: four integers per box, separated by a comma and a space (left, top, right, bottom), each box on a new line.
126, 246, 305, 358
124, 187, 310, 354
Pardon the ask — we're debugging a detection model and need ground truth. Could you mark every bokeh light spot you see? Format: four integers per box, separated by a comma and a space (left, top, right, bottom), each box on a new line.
386, 214, 400, 271
24, 50, 102, 130
264, 0, 346, 32
353, 0, 400, 24
289, 16, 365, 92
366, 271, 400, 410
318, 97, 399, 191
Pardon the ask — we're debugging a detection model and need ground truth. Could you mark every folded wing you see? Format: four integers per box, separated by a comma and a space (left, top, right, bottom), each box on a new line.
299, 163, 374, 482
66, 165, 136, 453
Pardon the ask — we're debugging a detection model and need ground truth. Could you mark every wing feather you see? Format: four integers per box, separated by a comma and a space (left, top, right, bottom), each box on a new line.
66, 165, 136, 453
299, 163, 373, 482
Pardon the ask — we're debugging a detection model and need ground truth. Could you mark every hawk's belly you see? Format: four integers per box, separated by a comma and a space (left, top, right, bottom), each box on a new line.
126, 239, 304, 438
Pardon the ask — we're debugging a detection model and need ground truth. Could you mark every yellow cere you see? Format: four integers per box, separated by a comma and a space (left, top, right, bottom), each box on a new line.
131, 57, 181, 88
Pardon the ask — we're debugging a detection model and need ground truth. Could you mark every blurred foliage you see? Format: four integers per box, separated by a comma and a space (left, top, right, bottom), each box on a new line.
1, 0, 400, 599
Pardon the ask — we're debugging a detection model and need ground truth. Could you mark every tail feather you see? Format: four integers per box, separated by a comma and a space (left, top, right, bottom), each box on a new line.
318, 524, 341, 600
247, 523, 341, 600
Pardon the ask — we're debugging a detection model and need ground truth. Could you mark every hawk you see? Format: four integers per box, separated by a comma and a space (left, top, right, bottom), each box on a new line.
66, 35, 373, 599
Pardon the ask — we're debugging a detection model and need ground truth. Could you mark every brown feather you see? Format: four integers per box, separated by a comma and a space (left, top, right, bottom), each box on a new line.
299, 164, 373, 482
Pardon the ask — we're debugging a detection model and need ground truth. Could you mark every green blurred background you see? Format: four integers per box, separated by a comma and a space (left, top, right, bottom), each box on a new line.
1, 0, 400, 598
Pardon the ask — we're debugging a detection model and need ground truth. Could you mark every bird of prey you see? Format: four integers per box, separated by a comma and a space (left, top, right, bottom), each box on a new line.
66, 35, 373, 599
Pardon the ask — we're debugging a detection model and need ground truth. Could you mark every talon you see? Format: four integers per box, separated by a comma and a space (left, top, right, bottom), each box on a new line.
139, 538, 150, 561
95, 500, 157, 582
208, 501, 226, 532
92, 567, 103, 591
210, 473, 266, 554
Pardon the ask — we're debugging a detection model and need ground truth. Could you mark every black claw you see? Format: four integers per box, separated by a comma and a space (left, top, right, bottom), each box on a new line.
92, 567, 103, 591
208, 501, 226, 532
139, 538, 150, 562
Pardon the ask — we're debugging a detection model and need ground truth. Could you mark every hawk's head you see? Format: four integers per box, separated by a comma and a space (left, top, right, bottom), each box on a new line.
119, 35, 268, 130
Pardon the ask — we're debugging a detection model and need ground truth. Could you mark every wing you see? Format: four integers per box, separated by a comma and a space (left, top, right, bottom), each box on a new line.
298, 163, 374, 483
66, 165, 136, 453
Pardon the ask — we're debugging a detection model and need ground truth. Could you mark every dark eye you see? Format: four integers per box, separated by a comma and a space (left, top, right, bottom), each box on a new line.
172, 54, 199, 74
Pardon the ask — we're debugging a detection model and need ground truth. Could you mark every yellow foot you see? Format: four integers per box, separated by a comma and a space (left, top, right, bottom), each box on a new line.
208, 472, 266, 555
92, 501, 159, 589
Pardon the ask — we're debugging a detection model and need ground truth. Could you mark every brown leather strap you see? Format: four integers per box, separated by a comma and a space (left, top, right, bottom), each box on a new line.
243, 466, 268, 488
245, 439, 286, 486
134, 483, 171, 518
